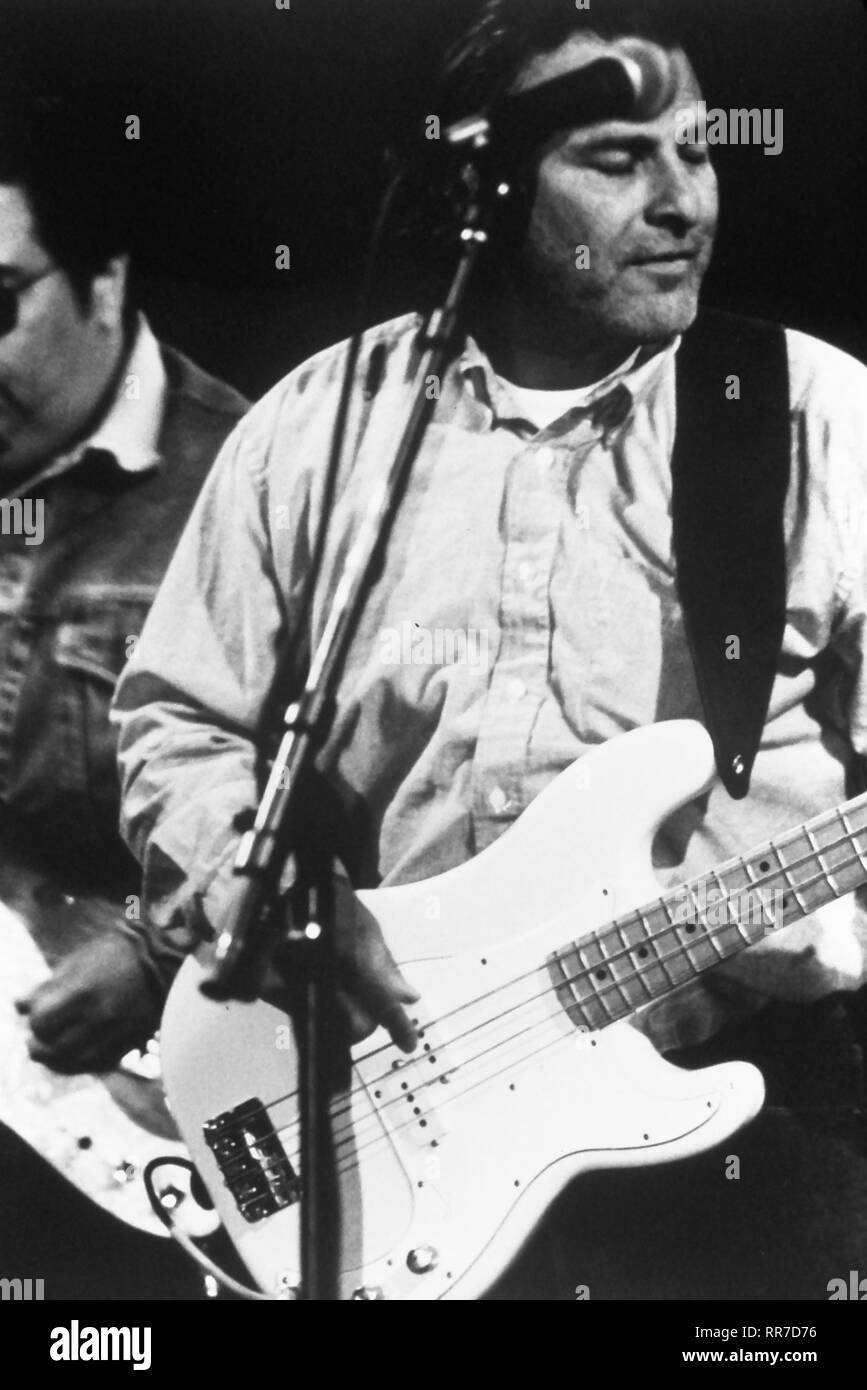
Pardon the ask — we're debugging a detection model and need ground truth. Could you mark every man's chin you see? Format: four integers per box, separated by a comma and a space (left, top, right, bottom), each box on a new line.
612, 286, 702, 346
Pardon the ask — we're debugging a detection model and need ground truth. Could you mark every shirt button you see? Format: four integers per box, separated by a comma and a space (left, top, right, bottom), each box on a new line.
535, 445, 556, 470
488, 786, 509, 814
518, 561, 537, 587
507, 677, 527, 702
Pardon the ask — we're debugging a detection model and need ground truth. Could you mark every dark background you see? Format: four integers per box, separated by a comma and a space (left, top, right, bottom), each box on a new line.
2, 0, 866, 399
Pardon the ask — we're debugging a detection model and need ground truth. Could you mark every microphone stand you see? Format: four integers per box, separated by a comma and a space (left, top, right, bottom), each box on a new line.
202, 131, 511, 1302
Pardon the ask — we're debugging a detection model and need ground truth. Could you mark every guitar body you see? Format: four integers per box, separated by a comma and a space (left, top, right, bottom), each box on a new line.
0, 845, 188, 1237
161, 721, 766, 1299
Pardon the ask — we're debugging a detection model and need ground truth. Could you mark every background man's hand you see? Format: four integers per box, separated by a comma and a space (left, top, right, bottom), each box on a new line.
15, 934, 163, 1075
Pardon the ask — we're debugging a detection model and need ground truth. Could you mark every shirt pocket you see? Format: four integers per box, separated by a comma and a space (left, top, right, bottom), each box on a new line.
552, 525, 675, 739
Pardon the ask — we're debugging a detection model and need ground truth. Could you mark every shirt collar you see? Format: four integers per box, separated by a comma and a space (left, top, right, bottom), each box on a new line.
78, 315, 166, 473
28, 315, 167, 491
457, 331, 680, 427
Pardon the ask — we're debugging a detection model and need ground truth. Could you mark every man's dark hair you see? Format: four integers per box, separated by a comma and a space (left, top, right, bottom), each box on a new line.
440, 0, 687, 126
0, 91, 135, 310
392, 0, 704, 278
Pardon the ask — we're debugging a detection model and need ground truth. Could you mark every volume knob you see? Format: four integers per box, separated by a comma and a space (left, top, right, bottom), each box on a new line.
407, 1246, 438, 1275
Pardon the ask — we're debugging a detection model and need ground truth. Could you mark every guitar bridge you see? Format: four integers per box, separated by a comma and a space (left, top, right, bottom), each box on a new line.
204, 1098, 299, 1224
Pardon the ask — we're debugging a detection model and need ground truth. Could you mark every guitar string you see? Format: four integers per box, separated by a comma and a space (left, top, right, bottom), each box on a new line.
219, 840, 867, 1181
243, 998, 569, 1187
237, 823, 866, 1129
224, 827, 867, 1181
222, 1019, 575, 1203
250, 962, 709, 1185
340, 812, 867, 1085
319, 1022, 573, 1186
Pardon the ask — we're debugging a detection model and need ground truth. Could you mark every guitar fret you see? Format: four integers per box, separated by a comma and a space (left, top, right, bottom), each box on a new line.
711, 867, 757, 945
704, 898, 725, 960
611, 920, 655, 1004
662, 884, 719, 971
642, 906, 700, 989
674, 883, 721, 962
841, 809, 867, 875
577, 943, 619, 1024
740, 845, 795, 938
782, 810, 867, 908
728, 850, 766, 939
551, 791, 867, 1036
622, 910, 669, 999
774, 841, 809, 916
554, 953, 584, 1013
640, 908, 678, 990
591, 933, 634, 1018
805, 826, 837, 899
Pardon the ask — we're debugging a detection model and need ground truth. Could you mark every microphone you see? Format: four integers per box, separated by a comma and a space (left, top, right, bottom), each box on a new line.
445, 43, 677, 157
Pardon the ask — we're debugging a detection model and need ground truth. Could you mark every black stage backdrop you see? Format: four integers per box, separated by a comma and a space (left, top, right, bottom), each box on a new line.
1, 0, 865, 400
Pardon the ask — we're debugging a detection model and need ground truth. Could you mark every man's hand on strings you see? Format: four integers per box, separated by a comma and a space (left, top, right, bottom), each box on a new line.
257, 874, 420, 1053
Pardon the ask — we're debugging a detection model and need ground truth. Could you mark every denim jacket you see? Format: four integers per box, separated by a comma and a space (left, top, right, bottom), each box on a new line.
0, 342, 248, 909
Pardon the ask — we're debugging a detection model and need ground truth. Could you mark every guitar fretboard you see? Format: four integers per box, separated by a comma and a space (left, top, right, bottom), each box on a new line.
552, 792, 867, 1030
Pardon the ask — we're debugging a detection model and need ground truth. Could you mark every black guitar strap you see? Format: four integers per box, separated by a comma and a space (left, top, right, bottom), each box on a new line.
672, 308, 790, 800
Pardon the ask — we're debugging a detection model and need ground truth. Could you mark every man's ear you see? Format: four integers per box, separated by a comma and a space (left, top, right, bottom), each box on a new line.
89, 253, 130, 332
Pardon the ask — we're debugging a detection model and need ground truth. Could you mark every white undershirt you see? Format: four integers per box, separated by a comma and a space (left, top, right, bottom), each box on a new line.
497, 347, 648, 430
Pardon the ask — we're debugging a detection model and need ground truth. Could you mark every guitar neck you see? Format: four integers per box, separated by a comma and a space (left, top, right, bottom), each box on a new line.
552, 790, 867, 1030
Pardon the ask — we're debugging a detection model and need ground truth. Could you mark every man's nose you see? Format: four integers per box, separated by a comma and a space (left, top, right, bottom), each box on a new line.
645, 154, 704, 230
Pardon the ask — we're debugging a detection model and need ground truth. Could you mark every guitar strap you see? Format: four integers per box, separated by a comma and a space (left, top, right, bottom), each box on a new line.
672, 308, 791, 800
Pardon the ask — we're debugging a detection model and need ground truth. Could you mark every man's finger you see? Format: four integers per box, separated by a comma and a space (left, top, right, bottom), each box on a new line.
26, 998, 78, 1045
28, 1041, 111, 1075
376, 999, 418, 1054
333, 987, 378, 1045
27, 1025, 133, 1075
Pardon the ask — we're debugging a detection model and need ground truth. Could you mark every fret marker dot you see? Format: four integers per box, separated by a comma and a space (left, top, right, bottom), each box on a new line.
595, 969, 607, 982
760, 861, 770, 872
638, 947, 649, 959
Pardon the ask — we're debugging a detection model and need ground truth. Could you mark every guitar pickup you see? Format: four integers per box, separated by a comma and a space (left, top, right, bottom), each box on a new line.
204, 1098, 299, 1224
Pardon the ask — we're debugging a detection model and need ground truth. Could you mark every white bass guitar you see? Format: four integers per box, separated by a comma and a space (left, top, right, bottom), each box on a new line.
161, 721, 867, 1298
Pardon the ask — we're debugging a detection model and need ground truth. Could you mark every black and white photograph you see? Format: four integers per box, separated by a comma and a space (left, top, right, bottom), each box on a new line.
1, 0, 867, 1346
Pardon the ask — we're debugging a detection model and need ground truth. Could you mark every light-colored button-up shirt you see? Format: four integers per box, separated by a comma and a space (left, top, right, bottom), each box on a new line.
113, 312, 867, 1050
